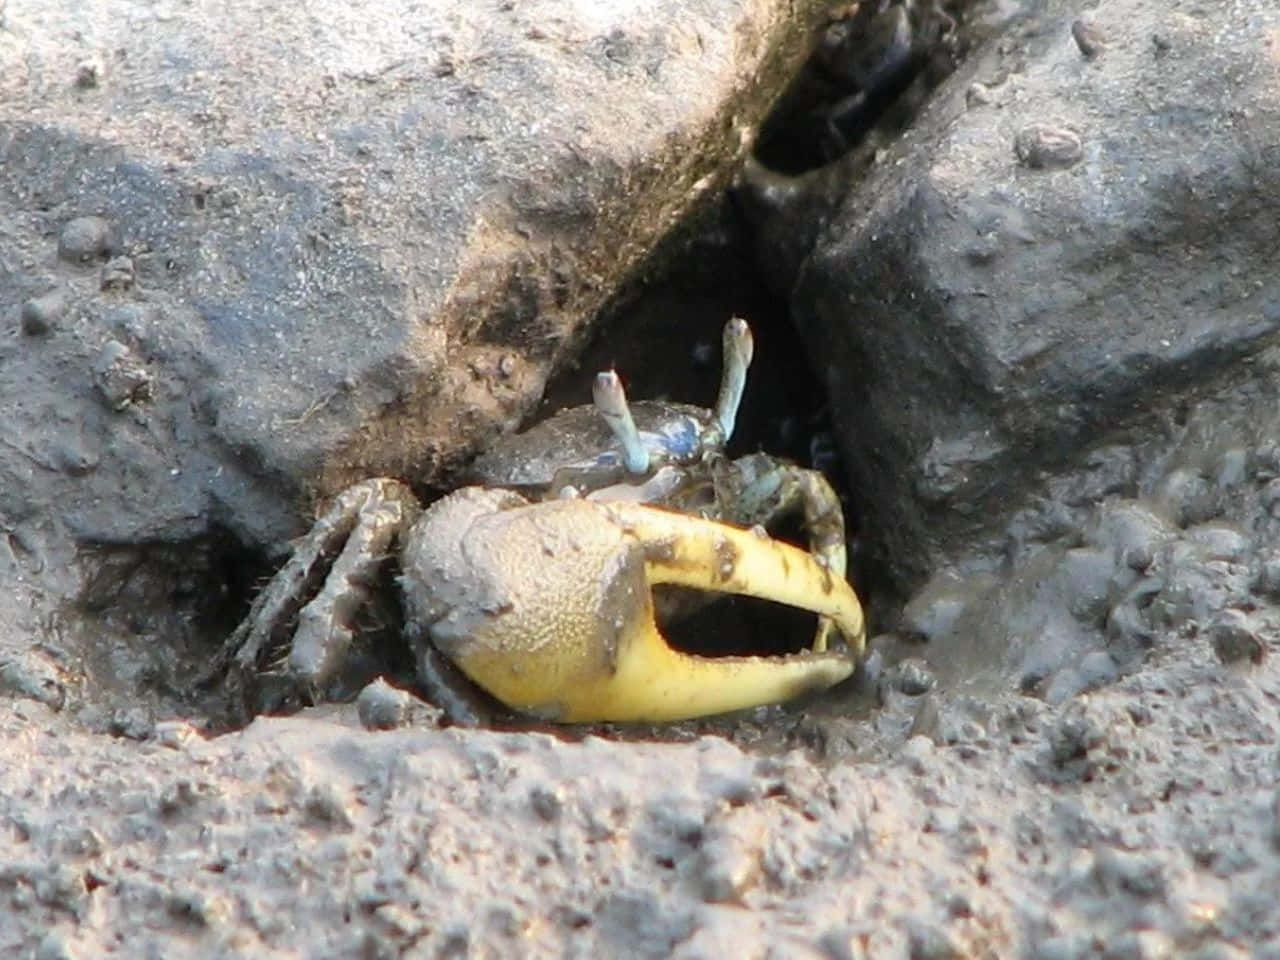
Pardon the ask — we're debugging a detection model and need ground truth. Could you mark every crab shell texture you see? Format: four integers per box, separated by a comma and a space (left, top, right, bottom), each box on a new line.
468, 401, 719, 493
400, 486, 866, 723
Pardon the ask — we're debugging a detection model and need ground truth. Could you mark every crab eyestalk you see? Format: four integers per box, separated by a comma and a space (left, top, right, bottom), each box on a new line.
714, 317, 754, 442
593, 370, 650, 475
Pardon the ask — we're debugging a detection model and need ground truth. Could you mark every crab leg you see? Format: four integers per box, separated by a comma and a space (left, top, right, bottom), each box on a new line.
718, 454, 849, 651
713, 317, 754, 440
211, 478, 421, 695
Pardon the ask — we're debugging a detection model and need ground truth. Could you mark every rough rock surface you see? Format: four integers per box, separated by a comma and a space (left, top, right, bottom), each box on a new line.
0, 0, 829, 550
750, 0, 1280, 588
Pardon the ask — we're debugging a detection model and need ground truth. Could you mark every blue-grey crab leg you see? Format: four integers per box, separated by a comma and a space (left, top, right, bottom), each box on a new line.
714, 317, 755, 441
720, 454, 848, 652
593, 370, 650, 475
213, 478, 422, 701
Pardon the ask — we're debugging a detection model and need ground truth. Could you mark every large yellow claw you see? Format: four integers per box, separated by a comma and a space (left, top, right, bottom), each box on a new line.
400, 487, 866, 723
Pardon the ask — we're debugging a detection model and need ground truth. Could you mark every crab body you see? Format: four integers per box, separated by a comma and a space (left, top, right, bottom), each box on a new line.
217, 319, 864, 725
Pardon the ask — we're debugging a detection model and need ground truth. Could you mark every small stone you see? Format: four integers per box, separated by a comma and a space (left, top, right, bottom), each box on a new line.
966, 82, 994, 107
529, 784, 563, 822
1092, 846, 1167, 900
100, 255, 135, 291
153, 720, 200, 749
167, 889, 228, 928
93, 339, 151, 410
698, 815, 764, 904
1042, 668, 1086, 706
306, 782, 354, 829
1049, 701, 1106, 765
21, 289, 65, 335
74, 57, 103, 89
52, 438, 100, 476
898, 734, 936, 774
1015, 125, 1083, 170
892, 658, 936, 696
356, 678, 410, 730
1263, 556, 1280, 600
108, 706, 154, 740
1208, 610, 1266, 667
0, 650, 66, 710
58, 216, 116, 263
1071, 18, 1106, 58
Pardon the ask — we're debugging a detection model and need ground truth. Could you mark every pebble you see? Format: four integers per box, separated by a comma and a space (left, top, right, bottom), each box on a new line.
1014, 125, 1083, 170
1253, 553, 1280, 598
356, 678, 411, 730
305, 782, 355, 830
100, 255, 135, 291
1208, 609, 1266, 666
1071, 18, 1106, 58
698, 816, 764, 903
1092, 846, 1167, 900
1049, 701, 1107, 765
93, 339, 152, 410
20, 289, 65, 335
0, 650, 66, 710
528, 784, 563, 823
1077, 650, 1120, 689
905, 916, 963, 960
58, 216, 116, 263
74, 58, 102, 89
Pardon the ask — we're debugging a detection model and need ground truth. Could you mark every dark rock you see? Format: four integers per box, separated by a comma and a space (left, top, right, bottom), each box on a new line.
57, 216, 116, 263
20, 289, 65, 335
1208, 609, 1266, 666
1071, 18, 1106, 58
92, 340, 151, 410
748, 0, 1280, 589
1, 0, 835, 561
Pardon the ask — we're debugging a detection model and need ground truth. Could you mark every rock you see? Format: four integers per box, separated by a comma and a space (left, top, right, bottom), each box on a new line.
747, 0, 1280, 588
92, 340, 151, 410
99, 255, 135, 292
1071, 18, 1106, 58
20, 289, 65, 335
56, 216, 116, 263
356, 677, 412, 730
1208, 609, 1266, 667
0, 0, 836, 559
1013, 124, 1083, 170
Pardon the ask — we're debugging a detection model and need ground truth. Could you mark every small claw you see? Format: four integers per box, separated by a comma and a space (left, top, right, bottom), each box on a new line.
714, 317, 755, 442
400, 492, 864, 723
593, 370, 650, 475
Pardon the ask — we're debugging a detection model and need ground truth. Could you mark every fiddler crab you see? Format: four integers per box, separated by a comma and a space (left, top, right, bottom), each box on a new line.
219, 318, 865, 725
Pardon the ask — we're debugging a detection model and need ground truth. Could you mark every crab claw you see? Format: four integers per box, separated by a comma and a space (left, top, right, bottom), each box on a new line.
401, 488, 865, 723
